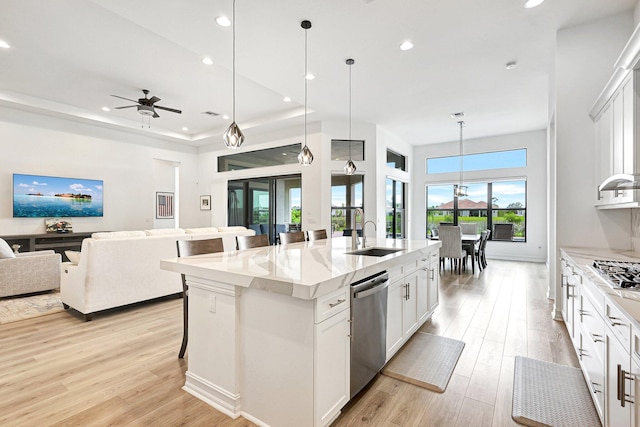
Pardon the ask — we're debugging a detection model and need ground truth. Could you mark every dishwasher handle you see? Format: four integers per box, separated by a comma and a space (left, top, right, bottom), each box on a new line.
353, 279, 389, 299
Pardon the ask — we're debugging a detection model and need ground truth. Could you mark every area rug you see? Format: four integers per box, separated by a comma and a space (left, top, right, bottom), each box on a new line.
0, 291, 64, 324
512, 356, 600, 427
381, 332, 465, 392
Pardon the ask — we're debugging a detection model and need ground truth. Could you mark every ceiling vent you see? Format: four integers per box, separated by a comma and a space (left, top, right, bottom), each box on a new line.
202, 111, 220, 117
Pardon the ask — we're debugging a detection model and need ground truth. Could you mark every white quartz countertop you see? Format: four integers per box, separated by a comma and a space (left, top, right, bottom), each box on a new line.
161, 237, 441, 300
562, 246, 640, 328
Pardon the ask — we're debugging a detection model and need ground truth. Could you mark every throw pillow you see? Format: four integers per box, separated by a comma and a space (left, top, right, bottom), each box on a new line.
65, 250, 81, 265
0, 238, 16, 259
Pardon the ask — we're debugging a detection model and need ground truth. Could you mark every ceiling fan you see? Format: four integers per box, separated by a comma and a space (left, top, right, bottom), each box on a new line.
111, 89, 182, 118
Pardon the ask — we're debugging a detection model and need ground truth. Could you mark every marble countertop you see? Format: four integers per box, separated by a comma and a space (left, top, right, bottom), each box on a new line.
561, 246, 640, 327
161, 237, 441, 300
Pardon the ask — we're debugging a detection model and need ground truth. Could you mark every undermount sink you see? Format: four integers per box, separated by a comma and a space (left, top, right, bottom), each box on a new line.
347, 247, 404, 257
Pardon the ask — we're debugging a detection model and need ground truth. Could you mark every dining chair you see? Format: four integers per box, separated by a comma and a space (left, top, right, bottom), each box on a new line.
460, 223, 477, 235
307, 229, 327, 241
279, 231, 306, 244
176, 237, 224, 359
474, 230, 489, 271
236, 234, 270, 250
438, 225, 467, 274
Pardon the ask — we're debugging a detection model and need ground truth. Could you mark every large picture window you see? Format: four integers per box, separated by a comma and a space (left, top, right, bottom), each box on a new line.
426, 149, 526, 174
426, 180, 526, 242
386, 178, 406, 238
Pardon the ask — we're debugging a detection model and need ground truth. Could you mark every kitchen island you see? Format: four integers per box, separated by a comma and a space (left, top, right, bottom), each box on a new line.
161, 237, 441, 427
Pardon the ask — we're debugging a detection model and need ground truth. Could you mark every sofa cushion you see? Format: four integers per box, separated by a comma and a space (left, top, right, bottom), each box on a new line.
65, 250, 81, 265
144, 228, 186, 236
92, 231, 147, 239
185, 227, 219, 234
0, 238, 16, 259
219, 226, 248, 232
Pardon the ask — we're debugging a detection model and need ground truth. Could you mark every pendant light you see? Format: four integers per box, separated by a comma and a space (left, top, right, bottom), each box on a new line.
223, 0, 245, 149
344, 58, 357, 175
298, 20, 314, 165
453, 120, 468, 198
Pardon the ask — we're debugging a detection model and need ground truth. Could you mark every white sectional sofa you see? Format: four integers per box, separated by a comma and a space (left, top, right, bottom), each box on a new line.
60, 226, 254, 320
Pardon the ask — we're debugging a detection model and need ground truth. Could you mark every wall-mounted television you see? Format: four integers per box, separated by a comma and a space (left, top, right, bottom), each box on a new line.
13, 173, 103, 218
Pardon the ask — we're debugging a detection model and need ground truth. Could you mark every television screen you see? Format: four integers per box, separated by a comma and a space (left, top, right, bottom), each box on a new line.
13, 173, 103, 218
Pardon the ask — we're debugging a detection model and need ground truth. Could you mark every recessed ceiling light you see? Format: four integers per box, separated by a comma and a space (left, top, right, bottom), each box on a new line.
222, 114, 230, 120
0, 40, 10, 49
305, 73, 315, 80
283, 96, 291, 102
202, 57, 213, 65
101, 106, 111, 112
216, 16, 231, 27
505, 61, 517, 70
282, 152, 287, 156
400, 41, 414, 51
524, 0, 544, 8
182, 127, 189, 131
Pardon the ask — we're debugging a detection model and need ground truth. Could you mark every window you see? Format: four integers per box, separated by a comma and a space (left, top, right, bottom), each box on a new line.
331, 175, 363, 237
331, 139, 364, 161
426, 149, 527, 174
386, 178, 406, 238
386, 150, 407, 171
218, 143, 301, 172
426, 180, 526, 241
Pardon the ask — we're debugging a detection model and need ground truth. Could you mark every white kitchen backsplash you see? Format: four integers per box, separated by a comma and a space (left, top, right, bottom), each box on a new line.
632, 210, 640, 252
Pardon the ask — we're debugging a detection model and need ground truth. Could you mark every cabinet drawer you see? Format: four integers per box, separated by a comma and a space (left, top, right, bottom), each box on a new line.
579, 294, 605, 361
404, 258, 421, 274
604, 300, 631, 352
581, 279, 604, 318
315, 287, 349, 324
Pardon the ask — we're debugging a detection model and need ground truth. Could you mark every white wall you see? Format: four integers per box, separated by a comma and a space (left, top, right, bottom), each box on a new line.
0, 106, 204, 235
412, 130, 548, 263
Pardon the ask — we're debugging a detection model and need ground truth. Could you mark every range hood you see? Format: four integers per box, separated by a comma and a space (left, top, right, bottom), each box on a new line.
598, 174, 640, 191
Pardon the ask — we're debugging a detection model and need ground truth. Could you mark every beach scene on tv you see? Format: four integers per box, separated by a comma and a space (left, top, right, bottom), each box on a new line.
13, 174, 103, 218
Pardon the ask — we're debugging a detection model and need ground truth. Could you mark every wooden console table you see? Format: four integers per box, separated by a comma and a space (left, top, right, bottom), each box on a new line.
1, 232, 96, 262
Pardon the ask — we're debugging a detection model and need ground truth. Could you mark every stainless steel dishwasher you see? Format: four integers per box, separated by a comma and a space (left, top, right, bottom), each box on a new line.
350, 270, 389, 398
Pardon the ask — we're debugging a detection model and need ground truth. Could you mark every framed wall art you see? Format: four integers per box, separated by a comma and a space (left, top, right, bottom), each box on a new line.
200, 195, 211, 210
156, 192, 174, 219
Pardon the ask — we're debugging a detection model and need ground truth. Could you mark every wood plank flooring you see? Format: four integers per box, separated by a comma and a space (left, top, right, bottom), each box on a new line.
0, 260, 577, 426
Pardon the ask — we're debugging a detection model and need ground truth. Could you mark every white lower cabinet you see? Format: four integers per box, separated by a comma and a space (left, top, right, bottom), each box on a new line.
631, 358, 640, 427
386, 253, 439, 361
315, 305, 350, 427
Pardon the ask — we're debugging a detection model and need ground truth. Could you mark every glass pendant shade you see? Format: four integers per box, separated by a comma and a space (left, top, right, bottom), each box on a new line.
344, 158, 357, 175
454, 184, 468, 197
223, 121, 245, 149
298, 143, 314, 165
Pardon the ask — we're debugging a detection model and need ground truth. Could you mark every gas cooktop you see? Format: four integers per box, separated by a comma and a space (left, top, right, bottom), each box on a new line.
591, 260, 640, 290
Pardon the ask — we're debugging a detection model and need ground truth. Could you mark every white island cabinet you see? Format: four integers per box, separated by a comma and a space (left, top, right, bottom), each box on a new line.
161, 237, 441, 427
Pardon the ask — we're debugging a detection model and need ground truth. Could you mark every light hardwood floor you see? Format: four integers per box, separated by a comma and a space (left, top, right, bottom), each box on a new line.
0, 260, 577, 426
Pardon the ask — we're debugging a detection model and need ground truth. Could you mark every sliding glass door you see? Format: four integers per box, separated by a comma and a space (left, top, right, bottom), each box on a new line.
228, 174, 302, 244
386, 178, 406, 239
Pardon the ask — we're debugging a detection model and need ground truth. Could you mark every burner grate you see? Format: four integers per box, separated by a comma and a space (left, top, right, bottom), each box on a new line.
592, 260, 640, 289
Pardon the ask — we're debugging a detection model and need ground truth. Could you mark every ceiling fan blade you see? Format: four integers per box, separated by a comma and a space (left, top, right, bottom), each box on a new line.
155, 105, 182, 114
110, 95, 139, 103
148, 96, 161, 105
153, 111, 160, 118
114, 105, 137, 109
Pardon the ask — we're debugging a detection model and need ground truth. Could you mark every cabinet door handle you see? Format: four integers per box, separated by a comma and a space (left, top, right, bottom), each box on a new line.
618, 364, 635, 407
608, 316, 622, 327
430, 268, 435, 281
590, 333, 603, 343
329, 299, 346, 308
590, 381, 602, 394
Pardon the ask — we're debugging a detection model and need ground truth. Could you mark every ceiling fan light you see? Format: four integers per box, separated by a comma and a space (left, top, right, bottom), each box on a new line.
344, 159, 357, 175
137, 105, 154, 116
298, 143, 314, 166
223, 121, 245, 149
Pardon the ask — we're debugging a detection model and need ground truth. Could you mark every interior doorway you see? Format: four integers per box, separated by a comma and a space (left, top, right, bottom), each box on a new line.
228, 174, 302, 244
